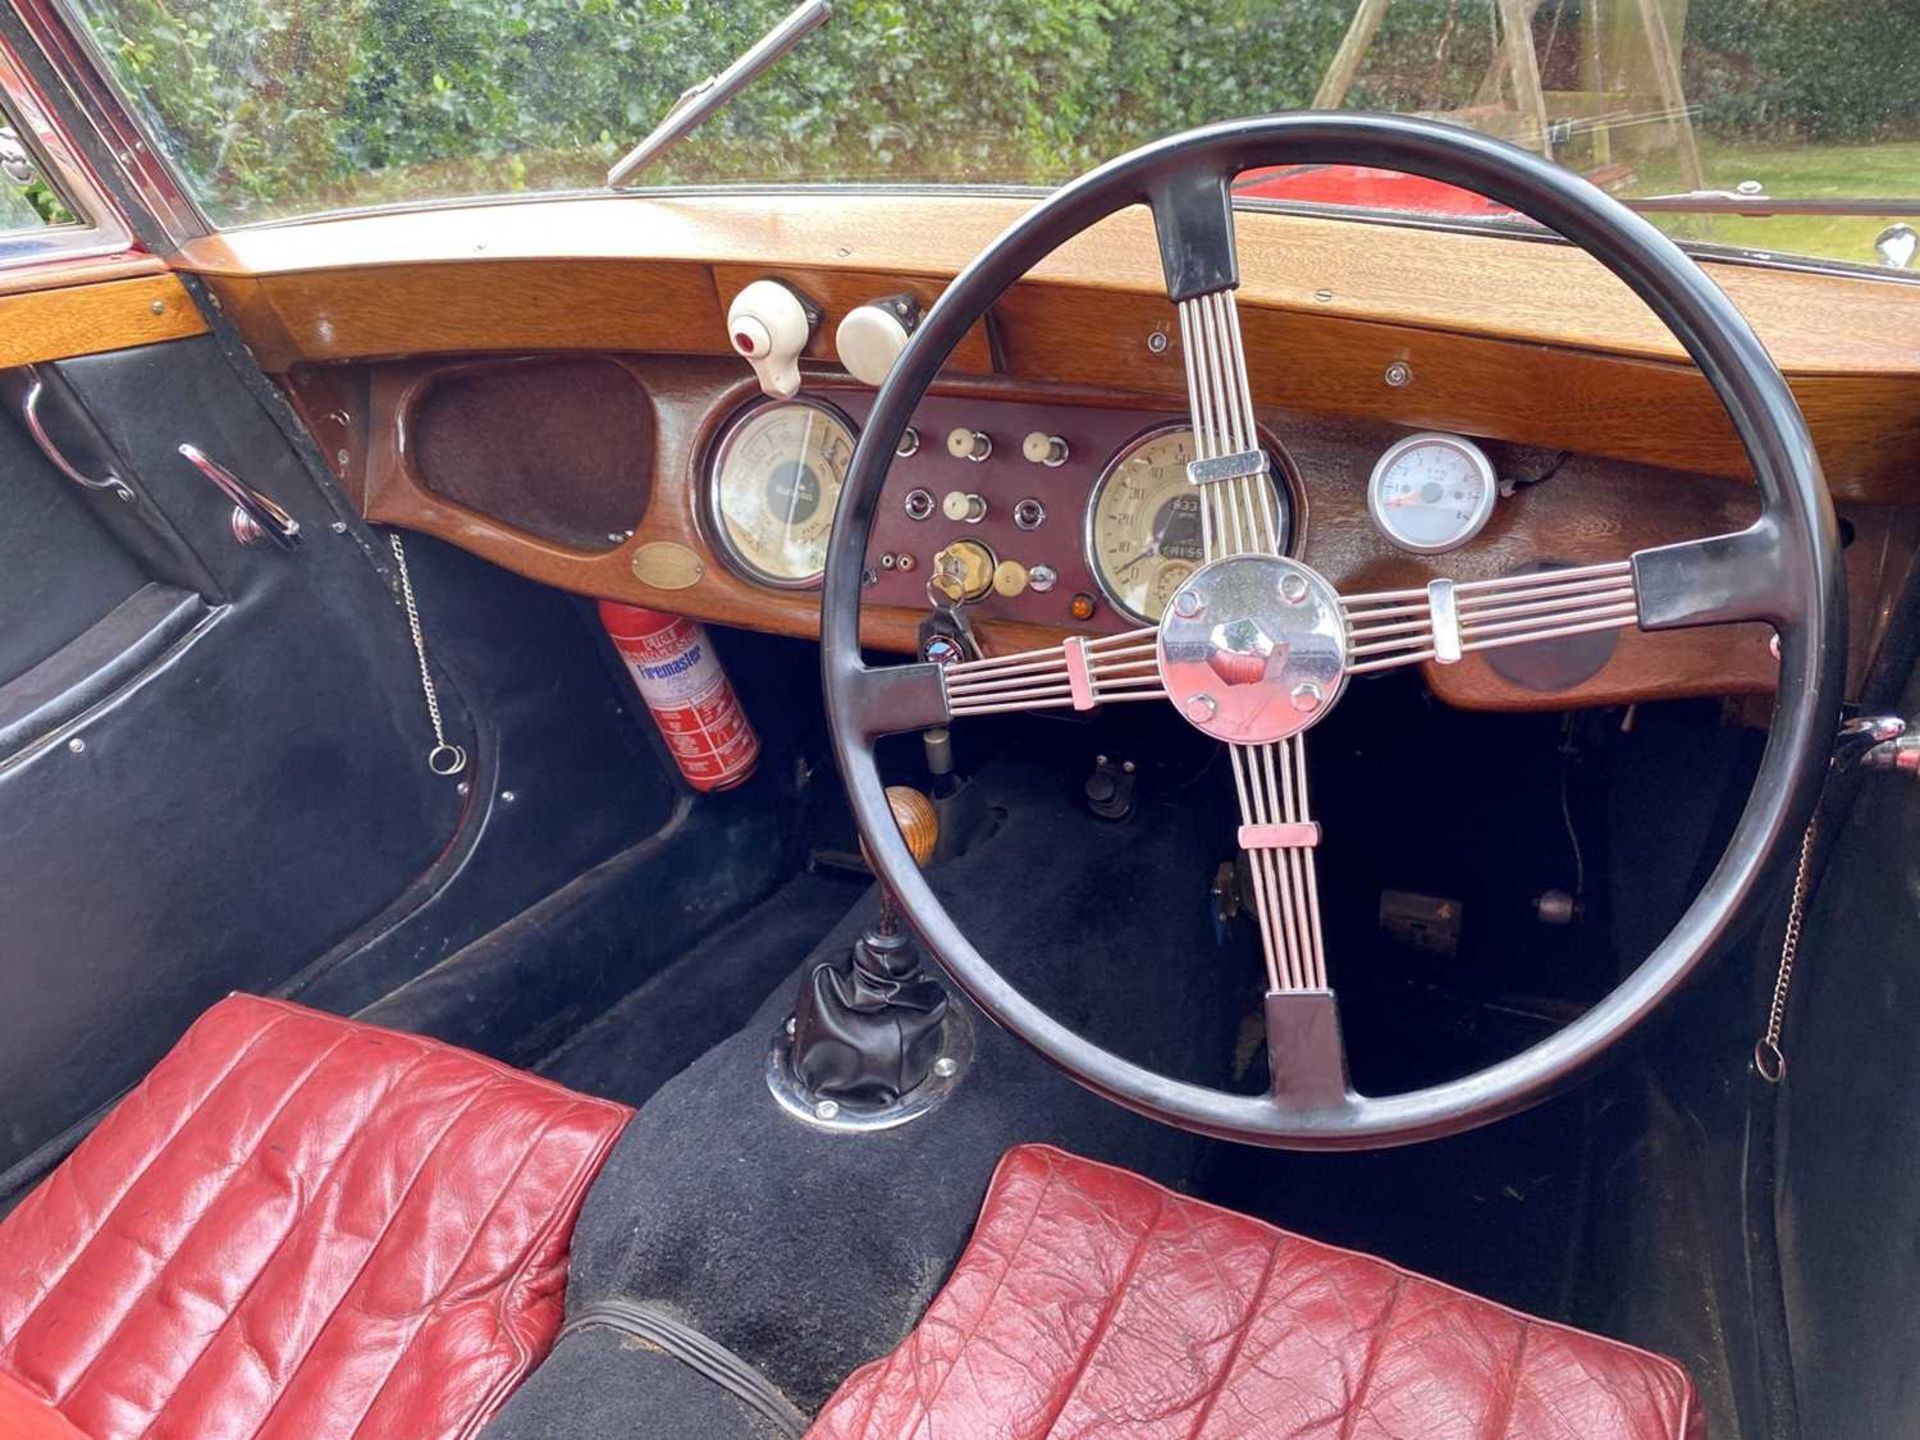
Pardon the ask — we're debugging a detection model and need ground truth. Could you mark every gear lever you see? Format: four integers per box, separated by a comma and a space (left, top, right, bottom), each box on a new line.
789, 786, 950, 1105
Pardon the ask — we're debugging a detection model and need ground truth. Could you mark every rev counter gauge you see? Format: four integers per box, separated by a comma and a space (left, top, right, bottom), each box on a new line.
708, 397, 856, 587
1086, 423, 1292, 624
1366, 432, 1499, 554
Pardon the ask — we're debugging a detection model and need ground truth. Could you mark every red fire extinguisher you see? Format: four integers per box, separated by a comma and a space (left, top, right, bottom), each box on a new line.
599, 602, 760, 792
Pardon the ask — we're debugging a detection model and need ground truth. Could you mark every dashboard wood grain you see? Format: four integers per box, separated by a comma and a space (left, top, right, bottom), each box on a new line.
288, 350, 1891, 713
181, 192, 1920, 500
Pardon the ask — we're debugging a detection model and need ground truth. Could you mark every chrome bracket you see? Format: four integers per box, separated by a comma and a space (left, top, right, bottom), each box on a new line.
1187, 448, 1269, 487
1427, 578, 1462, 664
1840, 714, 1910, 773
765, 1004, 974, 1133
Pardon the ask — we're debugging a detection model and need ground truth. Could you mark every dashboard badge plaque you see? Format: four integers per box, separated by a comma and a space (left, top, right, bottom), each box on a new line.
1158, 556, 1348, 743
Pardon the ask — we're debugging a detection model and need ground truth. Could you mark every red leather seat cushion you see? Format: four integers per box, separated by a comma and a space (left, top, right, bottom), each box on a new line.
0, 995, 630, 1440
810, 1144, 1704, 1440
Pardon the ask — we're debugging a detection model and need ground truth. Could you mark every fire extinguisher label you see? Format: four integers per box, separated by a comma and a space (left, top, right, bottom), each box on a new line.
610, 615, 760, 791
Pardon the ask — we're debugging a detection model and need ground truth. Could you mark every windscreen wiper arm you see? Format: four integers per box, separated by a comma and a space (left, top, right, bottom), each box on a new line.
607, 0, 831, 190
1627, 187, 1920, 218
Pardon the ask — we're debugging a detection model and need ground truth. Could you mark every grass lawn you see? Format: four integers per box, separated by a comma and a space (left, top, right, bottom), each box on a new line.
1630, 135, 1920, 268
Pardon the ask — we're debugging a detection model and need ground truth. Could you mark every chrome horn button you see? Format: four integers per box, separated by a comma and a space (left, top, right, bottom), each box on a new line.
1157, 555, 1349, 743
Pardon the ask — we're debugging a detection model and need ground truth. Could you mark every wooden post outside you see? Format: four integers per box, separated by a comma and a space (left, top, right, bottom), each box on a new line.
1314, 0, 1393, 110
1581, 0, 1611, 166
1496, 0, 1553, 156
1635, 0, 1705, 189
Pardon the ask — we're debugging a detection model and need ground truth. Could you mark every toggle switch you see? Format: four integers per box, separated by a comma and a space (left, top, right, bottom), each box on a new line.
835, 294, 920, 387
728, 278, 817, 399
946, 427, 992, 462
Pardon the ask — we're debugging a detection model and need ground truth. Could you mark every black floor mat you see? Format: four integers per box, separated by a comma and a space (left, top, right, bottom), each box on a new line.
1201, 1082, 1596, 1324
535, 872, 865, 1108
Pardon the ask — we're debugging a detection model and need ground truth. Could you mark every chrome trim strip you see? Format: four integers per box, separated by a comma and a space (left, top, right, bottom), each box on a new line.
1427, 577, 1461, 664
0, 32, 132, 263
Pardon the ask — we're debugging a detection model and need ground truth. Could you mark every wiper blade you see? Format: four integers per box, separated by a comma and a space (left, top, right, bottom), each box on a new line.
607, 0, 831, 190
1627, 188, 1920, 218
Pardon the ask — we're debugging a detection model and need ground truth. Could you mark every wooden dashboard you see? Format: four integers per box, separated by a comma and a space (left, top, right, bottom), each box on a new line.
172, 190, 1920, 712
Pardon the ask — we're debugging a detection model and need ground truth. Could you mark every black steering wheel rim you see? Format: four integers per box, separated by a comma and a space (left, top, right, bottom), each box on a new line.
822, 112, 1845, 1150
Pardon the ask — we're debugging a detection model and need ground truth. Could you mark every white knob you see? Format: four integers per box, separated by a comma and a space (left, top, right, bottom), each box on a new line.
728, 279, 813, 399
1021, 432, 1068, 466
941, 490, 987, 524
836, 302, 913, 387
946, 427, 992, 462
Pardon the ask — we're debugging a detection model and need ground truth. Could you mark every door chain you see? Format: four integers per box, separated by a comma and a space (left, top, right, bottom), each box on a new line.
1754, 821, 1815, 1084
388, 533, 468, 777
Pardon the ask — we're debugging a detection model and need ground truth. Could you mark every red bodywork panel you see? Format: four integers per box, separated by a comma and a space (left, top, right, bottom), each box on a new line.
1238, 163, 1515, 216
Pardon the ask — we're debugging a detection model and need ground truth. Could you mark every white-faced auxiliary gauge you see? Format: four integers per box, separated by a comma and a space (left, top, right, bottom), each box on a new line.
1366, 432, 1498, 554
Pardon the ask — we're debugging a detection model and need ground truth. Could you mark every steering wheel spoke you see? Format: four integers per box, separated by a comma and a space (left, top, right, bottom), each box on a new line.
1145, 170, 1282, 566
1230, 737, 1327, 993
1264, 988, 1352, 1109
943, 628, 1166, 717
842, 660, 952, 738
1344, 558, 1642, 675
1632, 519, 1795, 629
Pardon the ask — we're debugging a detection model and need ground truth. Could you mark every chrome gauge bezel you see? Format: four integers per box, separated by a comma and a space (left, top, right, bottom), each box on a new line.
1083, 420, 1295, 625
706, 394, 860, 590
1365, 431, 1499, 555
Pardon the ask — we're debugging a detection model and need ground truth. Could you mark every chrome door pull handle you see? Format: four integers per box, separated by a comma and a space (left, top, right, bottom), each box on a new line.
23, 379, 136, 504
177, 442, 301, 550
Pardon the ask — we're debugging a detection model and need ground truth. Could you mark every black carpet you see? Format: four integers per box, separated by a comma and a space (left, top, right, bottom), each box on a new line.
486, 765, 1253, 1436
535, 871, 866, 1108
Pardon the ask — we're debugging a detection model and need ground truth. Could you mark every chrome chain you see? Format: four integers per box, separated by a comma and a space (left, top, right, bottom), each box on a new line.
1755, 821, 1815, 1083
388, 532, 468, 777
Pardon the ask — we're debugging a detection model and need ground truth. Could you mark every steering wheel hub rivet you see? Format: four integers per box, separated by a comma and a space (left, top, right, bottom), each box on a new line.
1159, 555, 1349, 743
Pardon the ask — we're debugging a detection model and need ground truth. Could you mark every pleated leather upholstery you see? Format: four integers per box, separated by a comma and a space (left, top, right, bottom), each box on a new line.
0, 995, 630, 1440
810, 1144, 1705, 1440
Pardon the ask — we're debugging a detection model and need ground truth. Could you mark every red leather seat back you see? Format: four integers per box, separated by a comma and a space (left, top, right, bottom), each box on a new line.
0, 995, 630, 1440
810, 1144, 1704, 1440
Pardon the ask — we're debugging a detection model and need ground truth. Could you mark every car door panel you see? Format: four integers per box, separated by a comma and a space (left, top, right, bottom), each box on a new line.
0, 332, 468, 1177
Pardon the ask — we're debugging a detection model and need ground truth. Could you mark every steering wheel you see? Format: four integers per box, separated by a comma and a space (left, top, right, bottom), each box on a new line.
821, 114, 1845, 1150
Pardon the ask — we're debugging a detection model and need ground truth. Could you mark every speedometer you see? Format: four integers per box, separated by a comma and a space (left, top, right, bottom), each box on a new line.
1085, 423, 1291, 624
708, 397, 856, 588
1367, 432, 1498, 554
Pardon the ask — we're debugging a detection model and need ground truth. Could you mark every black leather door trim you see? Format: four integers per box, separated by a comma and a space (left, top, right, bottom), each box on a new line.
0, 582, 207, 757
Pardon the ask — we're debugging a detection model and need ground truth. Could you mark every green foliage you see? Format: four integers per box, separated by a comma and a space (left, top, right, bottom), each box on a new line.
55, 0, 1920, 226
1685, 0, 1920, 144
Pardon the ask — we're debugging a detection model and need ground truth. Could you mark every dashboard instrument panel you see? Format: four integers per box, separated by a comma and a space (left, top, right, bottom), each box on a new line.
1367, 431, 1499, 554
707, 396, 856, 587
1085, 423, 1291, 623
326, 350, 1870, 718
